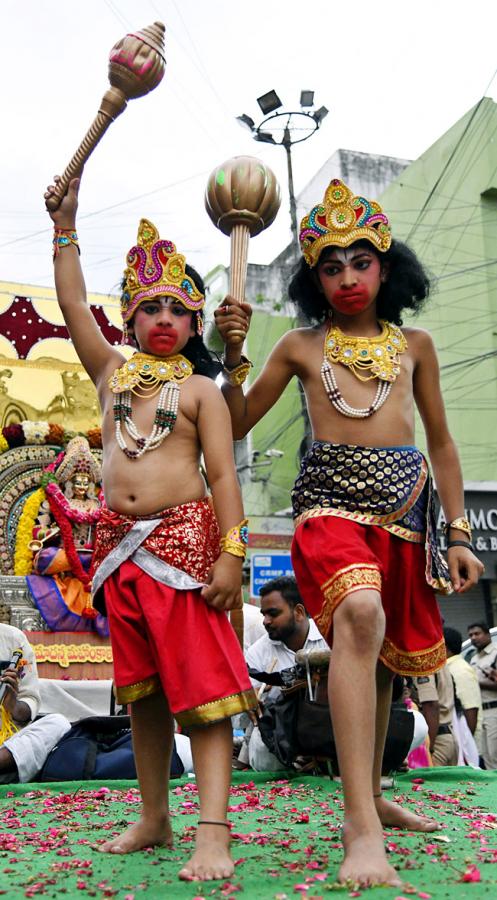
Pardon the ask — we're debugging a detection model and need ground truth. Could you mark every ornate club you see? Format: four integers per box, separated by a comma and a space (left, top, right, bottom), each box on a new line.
205, 156, 281, 342
46, 22, 166, 211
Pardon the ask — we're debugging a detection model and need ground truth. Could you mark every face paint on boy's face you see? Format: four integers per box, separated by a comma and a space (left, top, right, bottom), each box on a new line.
132, 297, 195, 356
317, 247, 383, 315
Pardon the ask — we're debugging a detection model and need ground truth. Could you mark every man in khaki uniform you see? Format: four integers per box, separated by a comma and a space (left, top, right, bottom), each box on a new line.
413, 664, 458, 766
468, 622, 497, 770
444, 627, 482, 747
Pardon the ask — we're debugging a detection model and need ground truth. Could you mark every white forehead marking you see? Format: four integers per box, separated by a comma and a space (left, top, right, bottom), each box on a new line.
334, 247, 358, 264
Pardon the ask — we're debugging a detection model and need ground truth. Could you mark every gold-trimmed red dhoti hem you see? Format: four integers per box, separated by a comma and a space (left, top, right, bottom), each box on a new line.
316, 563, 382, 638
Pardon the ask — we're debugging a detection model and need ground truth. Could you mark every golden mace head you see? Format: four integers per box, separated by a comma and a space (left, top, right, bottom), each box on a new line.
205, 156, 281, 237
108, 21, 166, 100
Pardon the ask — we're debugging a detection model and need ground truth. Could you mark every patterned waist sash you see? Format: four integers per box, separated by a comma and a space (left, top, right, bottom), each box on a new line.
91, 497, 220, 603
292, 442, 451, 593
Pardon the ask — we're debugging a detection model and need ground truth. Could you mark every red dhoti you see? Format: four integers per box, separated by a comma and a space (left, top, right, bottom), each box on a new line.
91, 498, 256, 725
291, 442, 451, 676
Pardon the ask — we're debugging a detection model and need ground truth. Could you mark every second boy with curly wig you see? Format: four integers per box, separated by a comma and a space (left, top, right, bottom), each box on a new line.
215, 178, 483, 887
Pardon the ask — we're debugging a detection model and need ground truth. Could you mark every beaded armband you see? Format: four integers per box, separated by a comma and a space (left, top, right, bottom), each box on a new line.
444, 516, 472, 541
222, 356, 252, 387
53, 228, 80, 259
220, 518, 248, 559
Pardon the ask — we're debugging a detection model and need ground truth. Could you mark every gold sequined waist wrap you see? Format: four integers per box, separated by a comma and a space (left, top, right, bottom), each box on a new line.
92, 497, 220, 585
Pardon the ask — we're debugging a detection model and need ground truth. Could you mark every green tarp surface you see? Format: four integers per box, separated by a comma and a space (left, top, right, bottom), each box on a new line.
1, 768, 496, 899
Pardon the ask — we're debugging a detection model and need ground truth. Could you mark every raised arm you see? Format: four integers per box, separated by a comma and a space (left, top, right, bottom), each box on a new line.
44, 177, 123, 385
214, 297, 297, 439
412, 328, 484, 592
196, 378, 246, 610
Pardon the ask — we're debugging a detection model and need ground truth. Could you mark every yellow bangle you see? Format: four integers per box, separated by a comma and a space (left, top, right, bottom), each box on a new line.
222, 356, 252, 387
445, 516, 472, 541
220, 518, 248, 559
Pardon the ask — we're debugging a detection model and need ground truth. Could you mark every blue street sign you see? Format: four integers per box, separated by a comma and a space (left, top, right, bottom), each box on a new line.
250, 552, 294, 597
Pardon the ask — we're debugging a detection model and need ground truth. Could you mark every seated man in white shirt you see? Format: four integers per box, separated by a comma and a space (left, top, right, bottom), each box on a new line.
0, 623, 71, 783
244, 576, 329, 771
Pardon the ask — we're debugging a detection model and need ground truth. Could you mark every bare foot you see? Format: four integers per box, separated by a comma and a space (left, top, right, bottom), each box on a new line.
178, 822, 233, 882
339, 819, 402, 887
375, 794, 441, 832
98, 814, 172, 854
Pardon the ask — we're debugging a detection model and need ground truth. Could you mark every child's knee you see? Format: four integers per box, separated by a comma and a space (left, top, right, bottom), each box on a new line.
335, 590, 385, 644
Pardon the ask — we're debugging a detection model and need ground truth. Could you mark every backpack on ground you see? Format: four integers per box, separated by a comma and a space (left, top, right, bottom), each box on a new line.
38, 715, 184, 782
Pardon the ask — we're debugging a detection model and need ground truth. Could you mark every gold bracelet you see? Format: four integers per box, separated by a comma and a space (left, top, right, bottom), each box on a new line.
444, 516, 472, 541
220, 518, 248, 559
222, 356, 252, 387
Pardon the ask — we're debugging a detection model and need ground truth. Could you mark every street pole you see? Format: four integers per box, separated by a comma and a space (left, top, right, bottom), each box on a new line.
283, 125, 299, 252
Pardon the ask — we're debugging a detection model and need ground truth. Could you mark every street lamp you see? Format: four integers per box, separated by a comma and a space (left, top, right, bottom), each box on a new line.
237, 89, 328, 250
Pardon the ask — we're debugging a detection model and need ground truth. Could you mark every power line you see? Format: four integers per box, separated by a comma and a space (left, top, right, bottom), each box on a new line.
0, 171, 208, 251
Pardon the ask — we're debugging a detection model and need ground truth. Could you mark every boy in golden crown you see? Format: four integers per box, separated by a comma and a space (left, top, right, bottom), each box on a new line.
44, 176, 256, 882
215, 178, 483, 887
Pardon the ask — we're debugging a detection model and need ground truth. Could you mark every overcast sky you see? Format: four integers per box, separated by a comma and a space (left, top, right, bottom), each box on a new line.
1, 0, 496, 300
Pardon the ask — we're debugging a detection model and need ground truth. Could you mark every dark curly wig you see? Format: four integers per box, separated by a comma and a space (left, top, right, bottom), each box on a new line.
288, 239, 431, 326
123, 263, 222, 380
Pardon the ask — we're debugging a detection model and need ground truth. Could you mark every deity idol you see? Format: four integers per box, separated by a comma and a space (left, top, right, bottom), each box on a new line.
25, 437, 108, 635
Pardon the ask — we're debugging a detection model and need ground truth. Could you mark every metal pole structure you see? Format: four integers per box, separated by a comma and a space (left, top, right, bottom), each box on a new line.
283, 126, 299, 252
282, 128, 311, 455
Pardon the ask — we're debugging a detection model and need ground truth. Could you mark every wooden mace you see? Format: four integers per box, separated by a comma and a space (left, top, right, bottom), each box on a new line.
46, 22, 166, 210
205, 158, 281, 645
205, 156, 281, 343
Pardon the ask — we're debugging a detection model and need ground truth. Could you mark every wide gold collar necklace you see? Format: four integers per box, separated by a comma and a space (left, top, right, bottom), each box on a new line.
323, 319, 407, 383
108, 352, 194, 398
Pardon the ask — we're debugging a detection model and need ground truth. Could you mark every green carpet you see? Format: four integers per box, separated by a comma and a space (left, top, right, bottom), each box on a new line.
1, 768, 496, 899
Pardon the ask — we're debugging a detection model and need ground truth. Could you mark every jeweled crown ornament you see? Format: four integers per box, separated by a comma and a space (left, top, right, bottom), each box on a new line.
121, 219, 204, 324
45, 23, 166, 211
299, 178, 392, 267
55, 436, 101, 485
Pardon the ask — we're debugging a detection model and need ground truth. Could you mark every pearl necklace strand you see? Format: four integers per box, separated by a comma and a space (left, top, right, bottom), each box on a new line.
114, 381, 180, 459
321, 358, 391, 418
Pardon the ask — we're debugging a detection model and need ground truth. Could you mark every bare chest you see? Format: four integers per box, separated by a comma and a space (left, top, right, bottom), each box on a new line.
296, 331, 416, 444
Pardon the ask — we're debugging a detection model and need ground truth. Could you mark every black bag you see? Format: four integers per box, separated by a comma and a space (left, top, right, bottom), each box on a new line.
259, 685, 414, 774
39, 716, 184, 782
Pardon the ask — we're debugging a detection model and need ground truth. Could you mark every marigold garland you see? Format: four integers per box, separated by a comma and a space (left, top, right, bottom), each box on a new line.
14, 487, 46, 576
47, 423, 65, 445
0, 434, 8, 454
87, 428, 102, 449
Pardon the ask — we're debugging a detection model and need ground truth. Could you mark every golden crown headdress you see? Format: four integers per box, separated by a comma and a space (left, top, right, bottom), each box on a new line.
121, 219, 205, 323
299, 179, 392, 267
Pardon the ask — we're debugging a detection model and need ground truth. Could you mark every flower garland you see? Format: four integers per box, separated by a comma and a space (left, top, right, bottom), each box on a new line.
0, 422, 102, 454
45, 492, 93, 591
22, 421, 50, 445
44, 481, 101, 525
14, 487, 46, 575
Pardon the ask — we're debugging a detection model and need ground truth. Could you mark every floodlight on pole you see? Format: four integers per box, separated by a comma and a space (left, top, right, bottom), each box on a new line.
254, 131, 277, 144
314, 105, 329, 124
300, 89, 314, 108
236, 89, 329, 250
236, 113, 255, 131
256, 90, 282, 115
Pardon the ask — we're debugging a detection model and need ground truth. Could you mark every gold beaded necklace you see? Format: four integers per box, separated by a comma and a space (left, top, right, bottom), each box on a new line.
108, 352, 194, 460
